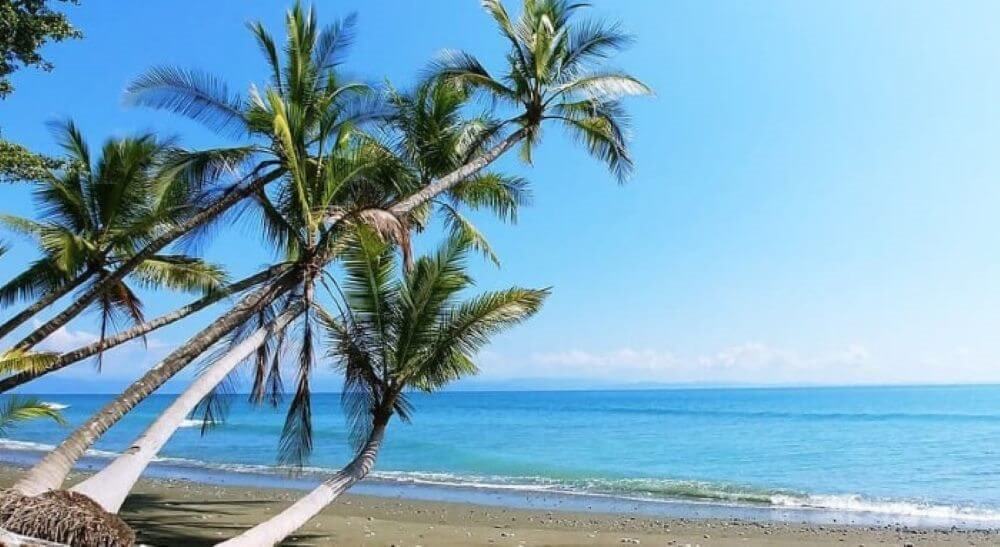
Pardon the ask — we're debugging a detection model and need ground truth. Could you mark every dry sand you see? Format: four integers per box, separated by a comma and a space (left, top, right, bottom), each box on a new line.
1, 466, 996, 546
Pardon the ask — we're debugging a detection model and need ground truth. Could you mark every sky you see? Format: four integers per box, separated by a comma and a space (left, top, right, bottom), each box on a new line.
2, 0, 1000, 393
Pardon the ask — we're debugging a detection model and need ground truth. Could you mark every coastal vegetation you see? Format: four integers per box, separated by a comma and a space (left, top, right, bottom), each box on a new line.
0, 0, 648, 545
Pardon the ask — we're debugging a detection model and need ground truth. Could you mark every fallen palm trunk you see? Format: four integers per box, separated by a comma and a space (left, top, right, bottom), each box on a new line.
0, 264, 290, 394
70, 304, 304, 513
217, 421, 386, 547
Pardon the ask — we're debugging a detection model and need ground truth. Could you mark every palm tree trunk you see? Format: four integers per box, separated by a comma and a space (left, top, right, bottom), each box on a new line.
0, 265, 290, 394
0, 267, 95, 342
70, 303, 304, 512
12, 169, 285, 352
12, 270, 298, 496
388, 128, 526, 216
217, 422, 387, 547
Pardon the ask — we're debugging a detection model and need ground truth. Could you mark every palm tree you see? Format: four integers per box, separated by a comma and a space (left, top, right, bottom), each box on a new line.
389, 0, 650, 215
10, 2, 380, 500
221, 232, 547, 546
62, 78, 535, 515
3, 2, 376, 354
0, 122, 226, 349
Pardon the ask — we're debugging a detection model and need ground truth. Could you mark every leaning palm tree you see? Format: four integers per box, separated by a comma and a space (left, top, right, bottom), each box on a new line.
0, 122, 226, 349
4, 3, 376, 355
9, 3, 374, 502
223, 231, 547, 546
62, 79, 534, 514
63, 128, 388, 515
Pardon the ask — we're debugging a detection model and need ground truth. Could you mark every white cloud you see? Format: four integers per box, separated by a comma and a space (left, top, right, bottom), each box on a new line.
34, 324, 98, 353
30, 320, 169, 354
479, 342, 876, 385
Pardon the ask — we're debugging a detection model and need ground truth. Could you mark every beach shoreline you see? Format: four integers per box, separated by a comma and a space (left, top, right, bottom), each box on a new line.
3, 440, 999, 534
0, 464, 996, 546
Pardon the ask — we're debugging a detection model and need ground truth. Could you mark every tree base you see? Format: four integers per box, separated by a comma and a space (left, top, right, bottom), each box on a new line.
0, 489, 135, 547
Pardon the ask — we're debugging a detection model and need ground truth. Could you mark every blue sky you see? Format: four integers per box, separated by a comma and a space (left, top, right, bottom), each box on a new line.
3, 0, 1000, 392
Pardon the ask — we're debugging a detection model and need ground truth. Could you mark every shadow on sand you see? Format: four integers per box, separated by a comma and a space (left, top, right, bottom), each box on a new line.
120, 493, 333, 546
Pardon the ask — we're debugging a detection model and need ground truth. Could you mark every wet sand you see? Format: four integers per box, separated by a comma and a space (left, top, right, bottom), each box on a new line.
0, 466, 995, 546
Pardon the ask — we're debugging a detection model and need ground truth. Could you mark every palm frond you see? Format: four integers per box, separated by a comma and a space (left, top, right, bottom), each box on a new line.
247, 20, 283, 89
0, 396, 65, 436
0, 258, 70, 308
48, 119, 91, 171
553, 99, 632, 181
439, 203, 500, 267
0, 214, 48, 241
410, 287, 549, 389
131, 255, 229, 294
341, 227, 398, 369
127, 66, 248, 137
428, 49, 516, 101
155, 146, 261, 206
0, 349, 59, 376
90, 278, 146, 368
317, 305, 382, 450
312, 13, 358, 71
249, 308, 287, 408
278, 317, 315, 467
559, 19, 633, 77
550, 72, 651, 102
447, 172, 531, 223
396, 235, 473, 368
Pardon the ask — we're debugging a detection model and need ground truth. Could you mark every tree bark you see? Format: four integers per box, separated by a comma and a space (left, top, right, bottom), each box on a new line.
0, 265, 290, 394
388, 129, 525, 216
217, 422, 386, 547
12, 269, 298, 496
12, 169, 285, 351
70, 304, 304, 512
0, 267, 95, 342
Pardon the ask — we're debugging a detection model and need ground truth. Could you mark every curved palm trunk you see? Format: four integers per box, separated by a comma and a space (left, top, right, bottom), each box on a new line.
0, 267, 95, 342
12, 270, 298, 496
217, 422, 386, 547
71, 304, 304, 512
389, 129, 525, 216
0, 265, 290, 394
13, 169, 285, 352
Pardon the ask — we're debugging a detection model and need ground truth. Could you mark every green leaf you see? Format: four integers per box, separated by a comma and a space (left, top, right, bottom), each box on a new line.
0, 396, 66, 436
132, 255, 229, 294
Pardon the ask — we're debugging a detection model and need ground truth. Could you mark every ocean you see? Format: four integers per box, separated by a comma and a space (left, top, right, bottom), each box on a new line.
2, 385, 1000, 528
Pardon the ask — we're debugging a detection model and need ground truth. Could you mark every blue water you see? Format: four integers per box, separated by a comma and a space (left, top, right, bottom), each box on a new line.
3, 386, 1000, 526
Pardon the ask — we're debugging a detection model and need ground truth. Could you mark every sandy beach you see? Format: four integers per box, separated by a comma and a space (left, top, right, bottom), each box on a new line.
0, 466, 992, 546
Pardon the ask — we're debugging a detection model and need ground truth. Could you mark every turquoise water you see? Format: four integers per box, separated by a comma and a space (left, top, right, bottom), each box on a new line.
3, 386, 1000, 526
